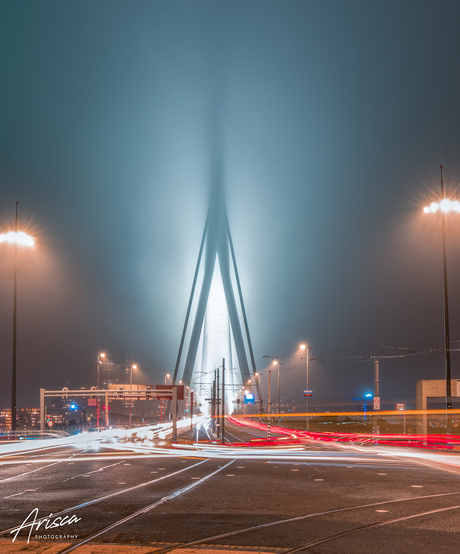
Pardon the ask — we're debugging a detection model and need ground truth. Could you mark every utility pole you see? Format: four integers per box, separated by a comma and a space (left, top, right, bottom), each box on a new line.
216, 366, 220, 439
306, 346, 310, 432
172, 386, 178, 442
211, 372, 216, 435
221, 359, 225, 444
267, 369, 271, 439
374, 360, 380, 436
11, 203, 18, 431
440, 165, 452, 412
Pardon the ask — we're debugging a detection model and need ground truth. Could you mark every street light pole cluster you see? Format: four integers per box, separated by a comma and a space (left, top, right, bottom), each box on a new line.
263, 344, 314, 427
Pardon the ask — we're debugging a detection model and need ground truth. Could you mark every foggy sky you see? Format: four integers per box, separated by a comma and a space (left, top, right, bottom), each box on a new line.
1, 0, 460, 410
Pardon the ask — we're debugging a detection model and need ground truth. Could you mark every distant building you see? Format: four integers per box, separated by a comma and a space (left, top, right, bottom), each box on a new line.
0, 408, 40, 429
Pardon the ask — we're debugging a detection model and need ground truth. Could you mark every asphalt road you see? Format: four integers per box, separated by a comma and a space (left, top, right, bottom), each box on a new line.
1, 420, 460, 553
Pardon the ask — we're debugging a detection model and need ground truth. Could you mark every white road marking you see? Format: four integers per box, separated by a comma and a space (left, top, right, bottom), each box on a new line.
3, 492, 25, 499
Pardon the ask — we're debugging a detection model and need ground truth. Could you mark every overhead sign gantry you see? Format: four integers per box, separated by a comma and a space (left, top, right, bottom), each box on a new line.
39, 385, 185, 441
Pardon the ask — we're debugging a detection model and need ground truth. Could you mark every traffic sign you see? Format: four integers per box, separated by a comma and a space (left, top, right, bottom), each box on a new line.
154, 384, 185, 400
303, 390, 313, 397
244, 393, 255, 405
88, 398, 97, 407
396, 403, 406, 411
373, 396, 380, 411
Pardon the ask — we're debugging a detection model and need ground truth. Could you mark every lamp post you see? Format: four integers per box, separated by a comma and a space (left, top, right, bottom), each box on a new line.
423, 166, 460, 413
300, 344, 310, 430
96, 352, 106, 428
161, 373, 170, 422
254, 372, 262, 414
0, 206, 35, 431
128, 364, 137, 428
263, 356, 280, 422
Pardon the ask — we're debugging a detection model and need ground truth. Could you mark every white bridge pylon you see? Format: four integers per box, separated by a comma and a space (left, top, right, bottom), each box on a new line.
172, 186, 259, 415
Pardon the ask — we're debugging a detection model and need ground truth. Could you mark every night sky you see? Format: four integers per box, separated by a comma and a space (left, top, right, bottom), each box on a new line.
2, 0, 460, 411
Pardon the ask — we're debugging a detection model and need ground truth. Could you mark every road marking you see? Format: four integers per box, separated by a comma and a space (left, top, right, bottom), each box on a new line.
237, 466, 244, 468
291, 469, 299, 472
226, 474, 234, 476
346, 466, 353, 468
63, 460, 126, 482
314, 479, 324, 481
159, 468, 166, 470
412, 485, 423, 488
3, 492, 25, 498
123, 463, 131, 465
191, 477, 200, 479
378, 473, 386, 475
24, 489, 37, 491
150, 471, 158, 473
376, 510, 389, 512
118, 482, 126, 485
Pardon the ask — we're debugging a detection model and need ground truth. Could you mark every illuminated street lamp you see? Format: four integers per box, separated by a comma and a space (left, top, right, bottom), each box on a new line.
161, 373, 171, 422
423, 166, 459, 412
300, 343, 310, 430
263, 355, 281, 421
0, 204, 35, 431
96, 352, 106, 427
129, 364, 137, 428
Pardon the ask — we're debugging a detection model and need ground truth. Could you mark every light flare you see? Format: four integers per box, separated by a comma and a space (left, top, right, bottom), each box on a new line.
424, 199, 460, 215
0, 231, 35, 247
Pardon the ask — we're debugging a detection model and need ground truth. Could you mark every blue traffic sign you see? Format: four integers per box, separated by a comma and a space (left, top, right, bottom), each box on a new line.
244, 393, 255, 405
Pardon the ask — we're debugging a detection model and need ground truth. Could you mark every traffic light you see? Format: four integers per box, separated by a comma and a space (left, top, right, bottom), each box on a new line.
146, 385, 153, 399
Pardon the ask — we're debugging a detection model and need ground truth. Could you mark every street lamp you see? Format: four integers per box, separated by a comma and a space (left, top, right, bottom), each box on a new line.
96, 352, 106, 428
129, 364, 137, 428
263, 355, 281, 421
423, 165, 459, 412
300, 343, 310, 430
0, 204, 35, 431
161, 373, 171, 422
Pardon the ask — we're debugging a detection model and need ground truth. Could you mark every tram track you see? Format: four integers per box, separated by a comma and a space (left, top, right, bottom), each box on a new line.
56, 459, 234, 554
146, 489, 460, 554
0, 458, 210, 538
